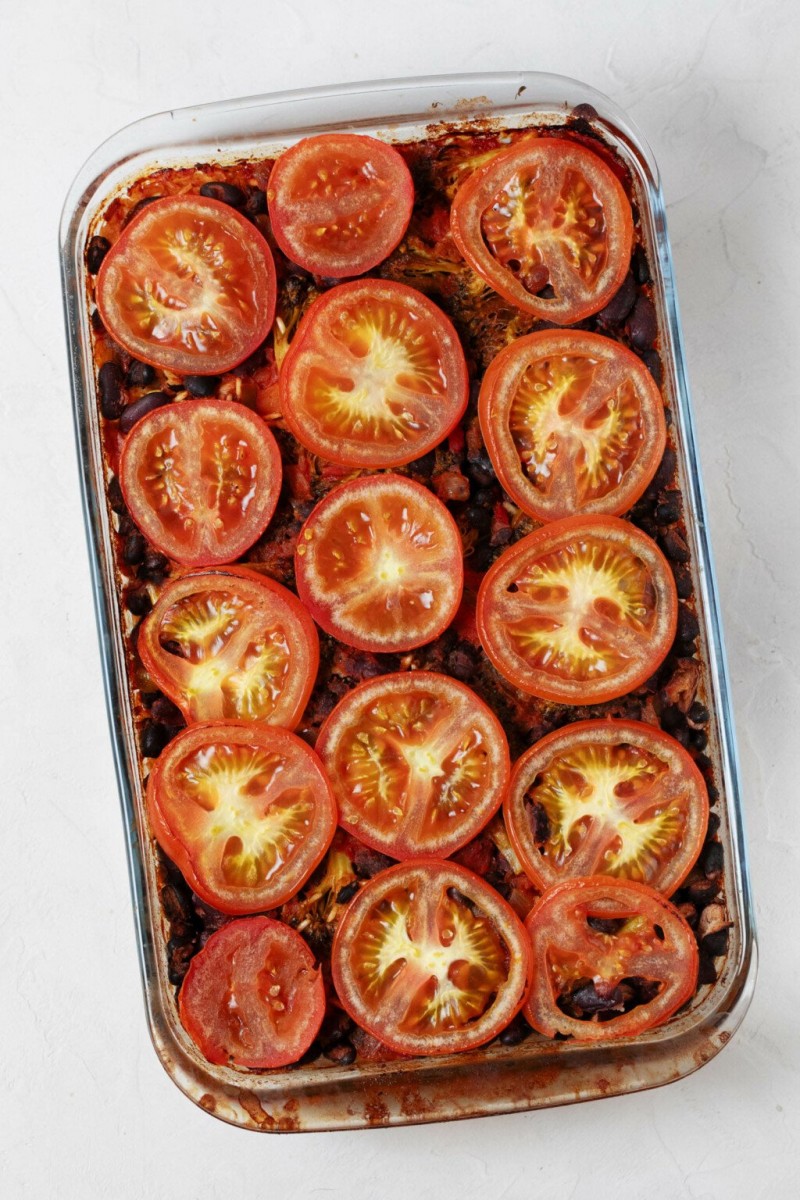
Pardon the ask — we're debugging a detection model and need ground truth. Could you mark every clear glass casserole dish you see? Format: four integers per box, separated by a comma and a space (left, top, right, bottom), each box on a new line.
59, 71, 756, 1132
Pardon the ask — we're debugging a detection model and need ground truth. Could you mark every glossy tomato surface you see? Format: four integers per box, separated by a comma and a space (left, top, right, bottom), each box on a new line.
504, 719, 708, 895
96, 195, 276, 375
451, 138, 633, 324
120, 399, 282, 566
280, 280, 468, 468
332, 860, 532, 1055
477, 515, 677, 703
267, 133, 414, 277
179, 916, 325, 1068
479, 330, 666, 521
294, 474, 464, 652
138, 566, 319, 727
147, 722, 337, 914
523, 876, 698, 1041
317, 671, 510, 859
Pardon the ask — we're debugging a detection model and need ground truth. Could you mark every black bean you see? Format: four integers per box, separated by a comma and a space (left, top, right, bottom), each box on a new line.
707, 812, 720, 838
464, 504, 492, 534
120, 390, 171, 434
465, 459, 496, 487
167, 940, 196, 985
184, 374, 220, 397
702, 928, 729, 958
141, 721, 171, 758
661, 530, 690, 563
138, 550, 170, 583
702, 841, 724, 878
199, 181, 246, 209
161, 881, 194, 923
587, 916, 626, 936
571, 102, 598, 121
245, 186, 267, 216
324, 1041, 356, 1065
571, 983, 624, 1014
695, 752, 712, 771
697, 951, 718, 985
641, 350, 663, 387
690, 729, 709, 752
689, 701, 710, 725
597, 271, 637, 325
677, 605, 700, 645
627, 294, 658, 349
151, 696, 184, 726
108, 476, 126, 514
126, 588, 152, 616
122, 531, 146, 565
122, 195, 162, 228
498, 1016, 530, 1046
125, 360, 156, 388
707, 782, 719, 806
686, 877, 719, 906
660, 704, 683, 733
98, 361, 125, 419
672, 563, 693, 599
336, 881, 359, 904
631, 245, 651, 285
86, 235, 111, 274
654, 492, 681, 525
651, 447, 677, 492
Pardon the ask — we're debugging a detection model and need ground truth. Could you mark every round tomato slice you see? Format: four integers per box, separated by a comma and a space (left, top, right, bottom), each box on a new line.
279, 280, 468, 468
294, 474, 464, 652
138, 566, 319, 728
523, 876, 698, 1041
479, 330, 666, 521
451, 138, 633, 324
147, 722, 337, 914
332, 860, 532, 1055
317, 672, 510, 859
476, 515, 677, 704
96, 195, 276, 375
120, 399, 282, 567
504, 719, 708, 895
267, 133, 414, 277
179, 916, 325, 1068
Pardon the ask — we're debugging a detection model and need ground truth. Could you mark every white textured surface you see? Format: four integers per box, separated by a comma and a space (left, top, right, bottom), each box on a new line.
1, 1, 798, 1196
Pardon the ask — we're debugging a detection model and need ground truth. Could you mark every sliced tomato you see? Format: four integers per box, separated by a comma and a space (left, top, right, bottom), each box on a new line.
294, 474, 464, 652
504, 719, 708, 895
267, 133, 413, 277
96, 195, 276, 375
332, 860, 532, 1055
138, 566, 319, 728
279, 280, 468, 468
147, 722, 337, 914
179, 916, 325, 1068
477, 515, 677, 703
450, 137, 633, 324
523, 876, 698, 1041
120, 399, 282, 567
479, 330, 666, 521
317, 672, 510, 859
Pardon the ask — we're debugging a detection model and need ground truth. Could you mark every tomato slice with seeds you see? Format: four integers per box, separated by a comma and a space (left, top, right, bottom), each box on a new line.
294, 474, 464, 652
179, 916, 325, 1068
267, 133, 414, 277
147, 722, 337, 914
477, 515, 677, 704
138, 566, 319, 728
479, 330, 666, 521
96, 195, 276, 375
120, 399, 282, 567
451, 138, 633, 324
279, 280, 468, 468
317, 672, 510, 860
504, 719, 708, 895
523, 876, 698, 1041
332, 860, 532, 1055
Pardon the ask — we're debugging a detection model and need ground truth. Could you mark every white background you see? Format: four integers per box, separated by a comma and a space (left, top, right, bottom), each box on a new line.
2, 1, 798, 1197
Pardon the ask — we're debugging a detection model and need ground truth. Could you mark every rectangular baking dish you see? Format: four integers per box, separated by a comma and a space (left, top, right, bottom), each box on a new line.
60, 71, 756, 1132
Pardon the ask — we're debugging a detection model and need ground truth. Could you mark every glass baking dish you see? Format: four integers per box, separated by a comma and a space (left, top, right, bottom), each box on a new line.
60, 71, 756, 1132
